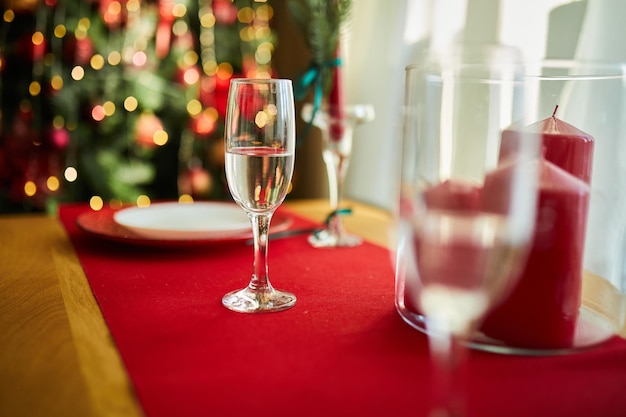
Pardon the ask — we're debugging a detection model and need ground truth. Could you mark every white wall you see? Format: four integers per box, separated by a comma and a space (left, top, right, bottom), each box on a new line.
340, 0, 587, 210
341, 0, 432, 210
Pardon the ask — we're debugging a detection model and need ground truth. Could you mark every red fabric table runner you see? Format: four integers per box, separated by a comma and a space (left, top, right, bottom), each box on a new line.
59, 203, 626, 417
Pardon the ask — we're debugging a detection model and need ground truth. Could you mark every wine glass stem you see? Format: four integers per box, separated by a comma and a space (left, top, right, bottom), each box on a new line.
428, 330, 469, 417
322, 149, 350, 210
323, 150, 339, 210
249, 212, 273, 292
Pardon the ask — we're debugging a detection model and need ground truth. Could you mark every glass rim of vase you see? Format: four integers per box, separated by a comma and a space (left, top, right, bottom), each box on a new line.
523, 59, 626, 80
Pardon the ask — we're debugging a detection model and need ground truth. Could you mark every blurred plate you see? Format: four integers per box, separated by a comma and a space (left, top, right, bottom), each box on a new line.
114, 202, 251, 240
76, 202, 293, 247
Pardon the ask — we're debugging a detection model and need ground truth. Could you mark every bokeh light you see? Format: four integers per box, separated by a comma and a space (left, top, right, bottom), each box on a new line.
24, 181, 37, 197
90, 196, 104, 211
137, 195, 151, 207
47, 176, 60, 192
64, 166, 78, 182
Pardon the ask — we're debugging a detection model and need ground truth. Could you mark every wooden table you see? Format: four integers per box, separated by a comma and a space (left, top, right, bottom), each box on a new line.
0, 199, 390, 417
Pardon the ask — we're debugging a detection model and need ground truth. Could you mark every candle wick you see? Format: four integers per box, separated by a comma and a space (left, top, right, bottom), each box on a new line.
552, 105, 559, 118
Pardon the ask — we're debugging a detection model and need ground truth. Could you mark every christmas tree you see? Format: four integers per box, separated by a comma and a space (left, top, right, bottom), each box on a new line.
0, 0, 277, 213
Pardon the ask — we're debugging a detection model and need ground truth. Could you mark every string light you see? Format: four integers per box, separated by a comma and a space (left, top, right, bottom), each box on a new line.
50, 74, 63, 91
131, 50, 147, 67
124, 96, 139, 112
3, 9, 15, 22
126, 0, 140, 13
179, 194, 194, 203
90, 54, 105, 70
24, 181, 37, 197
92, 105, 105, 121
153, 130, 168, 146
71, 66, 85, 80
108, 51, 122, 65
47, 176, 60, 192
53, 24, 66, 38
182, 66, 200, 85
64, 167, 78, 182
32, 31, 45, 46
186, 99, 202, 116
29, 81, 42, 96
89, 196, 104, 211
136, 195, 151, 207
172, 3, 187, 18
103, 101, 116, 116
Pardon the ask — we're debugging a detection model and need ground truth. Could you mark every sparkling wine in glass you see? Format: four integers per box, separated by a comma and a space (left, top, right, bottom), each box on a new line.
222, 78, 296, 313
397, 47, 540, 416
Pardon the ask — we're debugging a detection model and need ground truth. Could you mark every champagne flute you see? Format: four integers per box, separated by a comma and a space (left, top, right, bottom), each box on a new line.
222, 78, 296, 313
301, 103, 375, 248
397, 47, 540, 416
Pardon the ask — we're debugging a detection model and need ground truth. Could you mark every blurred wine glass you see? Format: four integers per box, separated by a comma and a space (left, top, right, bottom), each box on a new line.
301, 103, 374, 248
396, 47, 540, 416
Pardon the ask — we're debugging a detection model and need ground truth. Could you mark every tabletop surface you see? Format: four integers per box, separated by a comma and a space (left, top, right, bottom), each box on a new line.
3, 198, 626, 417
0, 199, 390, 417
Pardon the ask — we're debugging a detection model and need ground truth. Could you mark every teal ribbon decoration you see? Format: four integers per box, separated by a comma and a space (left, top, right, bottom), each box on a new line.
323, 208, 352, 225
312, 207, 353, 239
294, 58, 342, 144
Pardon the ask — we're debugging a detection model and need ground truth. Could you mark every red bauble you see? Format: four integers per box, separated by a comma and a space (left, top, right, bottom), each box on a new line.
213, 0, 238, 25
237, 83, 264, 121
48, 127, 70, 149
63, 35, 94, 65
190, 113, 216, 137
135, 112, 164, 148
172, 31, 195, 51
199, 75, 217, 106
199, 75, 232, 118
16, 33, 47, 62
99, 0, 128, 28
178, 167, 212, 197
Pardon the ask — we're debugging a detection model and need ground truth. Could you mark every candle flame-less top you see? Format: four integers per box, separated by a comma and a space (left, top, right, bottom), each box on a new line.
499, 114, 595, 184
524, 115, 594, 141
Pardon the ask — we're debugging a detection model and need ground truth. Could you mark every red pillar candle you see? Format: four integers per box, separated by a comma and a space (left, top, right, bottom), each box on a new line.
480, 122, 592, 348
422, 179, 482, 211
328, 47, 345, 142
499, 107, 594, 183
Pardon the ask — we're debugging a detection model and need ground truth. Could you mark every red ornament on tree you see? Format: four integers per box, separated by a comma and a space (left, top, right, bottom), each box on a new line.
190, 112, 217, 137
135, 112, 164, 148
178, 166, 212, 198
48, 127, 70, 150
156, 0, 175, 58
63, 35, 94, 65
99, 0, 128, 28
213, 0, 238, 25
237, 83, 264, 121
16, 33, 47, 63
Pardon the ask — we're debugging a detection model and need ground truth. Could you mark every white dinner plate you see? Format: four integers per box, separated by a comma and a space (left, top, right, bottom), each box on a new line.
113, 202, 252, 240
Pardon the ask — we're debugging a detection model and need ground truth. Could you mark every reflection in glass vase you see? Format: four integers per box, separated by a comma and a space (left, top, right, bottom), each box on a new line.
301, 103, 375, 248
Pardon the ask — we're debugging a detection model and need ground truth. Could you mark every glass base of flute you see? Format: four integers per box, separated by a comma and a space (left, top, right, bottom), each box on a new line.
222, 288, 296, 313
301, 103, 375, 248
